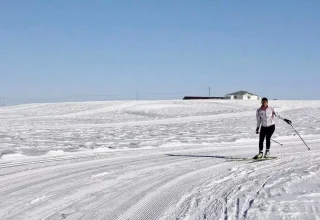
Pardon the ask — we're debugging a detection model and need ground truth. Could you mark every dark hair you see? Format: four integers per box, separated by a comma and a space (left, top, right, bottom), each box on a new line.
262, 97, 268, 102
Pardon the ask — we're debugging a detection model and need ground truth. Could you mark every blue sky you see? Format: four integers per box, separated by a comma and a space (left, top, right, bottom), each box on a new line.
1, 0, 319, 104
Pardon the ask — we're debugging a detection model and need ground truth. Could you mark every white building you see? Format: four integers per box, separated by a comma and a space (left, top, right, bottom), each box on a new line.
225, 91, 259, 100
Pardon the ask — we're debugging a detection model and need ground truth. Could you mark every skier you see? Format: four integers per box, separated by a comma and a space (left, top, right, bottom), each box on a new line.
254, 97, 292, 159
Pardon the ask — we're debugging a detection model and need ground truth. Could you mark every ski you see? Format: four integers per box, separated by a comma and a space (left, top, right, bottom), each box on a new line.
250, 156, 278, 162
224, 156, 278, 162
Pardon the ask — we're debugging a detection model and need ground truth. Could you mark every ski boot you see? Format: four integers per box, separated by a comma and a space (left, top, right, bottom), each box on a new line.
264, 150, 270, 158
253, 152, 263, 159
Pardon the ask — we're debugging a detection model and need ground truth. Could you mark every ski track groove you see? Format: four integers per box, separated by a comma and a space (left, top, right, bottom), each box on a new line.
116, 162, 232, 220
0, 153, 185, 190
81, 161, 229, 220
1, 155, 208, 220
56, 174, 169, 220
84, 175, 175, 220
0, 156, 160, 195
55, 160, 197, 220
1, 156, 190, 219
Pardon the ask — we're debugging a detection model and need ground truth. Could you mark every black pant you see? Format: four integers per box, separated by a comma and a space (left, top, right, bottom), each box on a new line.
259, 125, 275, 152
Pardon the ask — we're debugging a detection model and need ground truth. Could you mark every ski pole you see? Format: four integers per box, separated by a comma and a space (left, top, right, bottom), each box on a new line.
257, 131, 282, 146
271, 139, 283, 146
289, 123, 310, 150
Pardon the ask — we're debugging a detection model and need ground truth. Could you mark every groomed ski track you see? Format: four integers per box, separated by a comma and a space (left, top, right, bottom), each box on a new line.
1, 100, 320, 220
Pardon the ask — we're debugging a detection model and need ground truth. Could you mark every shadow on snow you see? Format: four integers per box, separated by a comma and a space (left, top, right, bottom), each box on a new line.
166, 154, 246, 160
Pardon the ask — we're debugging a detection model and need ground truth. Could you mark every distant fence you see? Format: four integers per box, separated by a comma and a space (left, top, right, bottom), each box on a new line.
0, 88, 227, 106
183, 96, 225, 100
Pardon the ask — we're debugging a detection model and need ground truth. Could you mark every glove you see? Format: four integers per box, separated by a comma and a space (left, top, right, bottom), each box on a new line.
256, 127, 259, 134
284, 119, 292, 124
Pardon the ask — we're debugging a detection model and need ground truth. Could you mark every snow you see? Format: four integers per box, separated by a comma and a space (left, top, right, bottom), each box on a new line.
0, 100, 320, 219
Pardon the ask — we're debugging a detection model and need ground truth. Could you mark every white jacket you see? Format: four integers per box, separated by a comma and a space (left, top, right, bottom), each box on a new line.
256, 106, 284, 128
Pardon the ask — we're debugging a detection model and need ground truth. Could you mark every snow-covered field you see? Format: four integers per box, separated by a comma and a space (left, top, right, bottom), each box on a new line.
1, 100, 320, 220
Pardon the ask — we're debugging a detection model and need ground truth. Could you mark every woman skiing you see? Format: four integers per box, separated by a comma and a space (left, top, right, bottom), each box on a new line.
254, 97, 292, 159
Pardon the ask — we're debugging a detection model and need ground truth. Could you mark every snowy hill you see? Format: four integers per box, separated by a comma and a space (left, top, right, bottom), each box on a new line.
0, 100, 320, 219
